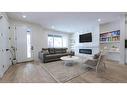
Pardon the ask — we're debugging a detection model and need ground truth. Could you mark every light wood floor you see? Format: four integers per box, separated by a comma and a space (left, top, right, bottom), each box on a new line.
0, 60, 127, 83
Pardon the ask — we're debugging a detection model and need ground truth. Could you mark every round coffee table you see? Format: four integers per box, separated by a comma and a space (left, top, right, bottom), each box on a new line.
60, 56, 79, 66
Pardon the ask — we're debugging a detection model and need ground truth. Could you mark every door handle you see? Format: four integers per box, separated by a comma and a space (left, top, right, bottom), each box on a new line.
31, 46, 34, 50
6, 49, 9, 51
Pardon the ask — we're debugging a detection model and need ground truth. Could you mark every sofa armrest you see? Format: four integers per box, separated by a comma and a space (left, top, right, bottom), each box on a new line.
38, 52, 46, 62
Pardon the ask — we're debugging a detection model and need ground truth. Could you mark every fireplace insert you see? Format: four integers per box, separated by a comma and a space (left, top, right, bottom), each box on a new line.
79, 49, 92, 54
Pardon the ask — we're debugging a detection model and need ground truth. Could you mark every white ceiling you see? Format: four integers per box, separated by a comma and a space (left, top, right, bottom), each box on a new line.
7, 12, 124, 33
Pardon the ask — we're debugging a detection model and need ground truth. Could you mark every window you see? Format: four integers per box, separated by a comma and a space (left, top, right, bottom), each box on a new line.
27, 31, 31, 58
48, 34, 67, 48
53, 35, 62, 48
48, 35, 54, 47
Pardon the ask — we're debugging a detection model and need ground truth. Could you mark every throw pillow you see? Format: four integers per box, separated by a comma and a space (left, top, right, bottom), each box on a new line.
43, 50, 49, 54
48, 48, 55, 54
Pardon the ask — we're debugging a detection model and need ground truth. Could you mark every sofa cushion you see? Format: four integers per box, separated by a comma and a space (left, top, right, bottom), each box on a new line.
43, 50, 49, 54
62, 48, 67, 53
48, 48, 55, 54
45, 53, 70, 59
45, 54, 62, 59
55, 48, 63, 54
60, 53, 70, 56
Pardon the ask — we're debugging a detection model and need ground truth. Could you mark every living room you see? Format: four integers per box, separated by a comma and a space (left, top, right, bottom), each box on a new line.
2, 0, 127, 95
0, 12, 127, 83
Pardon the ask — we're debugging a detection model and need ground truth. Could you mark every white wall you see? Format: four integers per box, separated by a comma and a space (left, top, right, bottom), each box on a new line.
100, 21, 120, 32
9, 19, 70, 61
125, 16, 127, 64
119, 15, 126, 64
72, 22, 100, 56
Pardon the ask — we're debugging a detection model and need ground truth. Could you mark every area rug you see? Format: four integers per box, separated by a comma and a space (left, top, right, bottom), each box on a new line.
40, 61, 88, 83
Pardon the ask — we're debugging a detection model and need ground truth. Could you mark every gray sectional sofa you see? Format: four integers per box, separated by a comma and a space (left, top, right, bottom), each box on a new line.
38, 48, 74, 63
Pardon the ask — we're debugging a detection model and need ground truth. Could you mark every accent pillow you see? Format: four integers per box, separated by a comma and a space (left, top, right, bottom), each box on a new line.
48, 48, 55, 54
55, 49, 62, 54
62, 49, 66, 53
43, 50, 49, 54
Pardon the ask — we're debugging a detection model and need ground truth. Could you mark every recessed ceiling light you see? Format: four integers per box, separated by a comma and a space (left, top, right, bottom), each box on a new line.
51, 25, 55, 29
22, 15, 26, 18
98, 18, 101, 22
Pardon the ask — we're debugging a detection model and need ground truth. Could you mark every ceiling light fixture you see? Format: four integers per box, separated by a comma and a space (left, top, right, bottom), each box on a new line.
22, 15, 26, 18
51, 25, 55, 29
98, 18, 101, 22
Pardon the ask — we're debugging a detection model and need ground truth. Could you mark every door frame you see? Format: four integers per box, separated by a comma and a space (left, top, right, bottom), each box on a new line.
15, 26, 34, 63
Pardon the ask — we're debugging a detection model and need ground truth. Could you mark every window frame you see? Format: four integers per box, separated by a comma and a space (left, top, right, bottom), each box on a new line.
48, 34, 64, 48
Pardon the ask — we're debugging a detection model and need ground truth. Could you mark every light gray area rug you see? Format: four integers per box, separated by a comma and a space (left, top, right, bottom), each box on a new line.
41, 61, 88, 82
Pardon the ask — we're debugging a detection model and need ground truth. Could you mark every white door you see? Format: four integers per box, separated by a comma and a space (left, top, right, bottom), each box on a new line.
0, 14, 11, 77
16, 26, 33, 63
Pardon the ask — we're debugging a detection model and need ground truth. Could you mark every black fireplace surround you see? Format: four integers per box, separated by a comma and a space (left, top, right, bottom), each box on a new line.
79, 49, 92, 54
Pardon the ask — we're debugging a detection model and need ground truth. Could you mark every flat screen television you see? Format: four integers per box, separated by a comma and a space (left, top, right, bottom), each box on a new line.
125, 40, 127, 48
79, 33, 92, 43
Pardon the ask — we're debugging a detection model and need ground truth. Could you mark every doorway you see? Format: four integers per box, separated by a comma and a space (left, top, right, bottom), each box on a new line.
16, 26, 33, 63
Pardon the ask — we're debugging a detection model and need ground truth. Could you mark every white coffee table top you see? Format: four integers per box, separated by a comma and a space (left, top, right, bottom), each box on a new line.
60, 56, 79, 61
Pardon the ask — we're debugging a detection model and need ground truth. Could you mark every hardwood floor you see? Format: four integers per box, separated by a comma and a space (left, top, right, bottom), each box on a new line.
0, 60, 127, 83
0, 62, 56, 83
68, 60, 127, 83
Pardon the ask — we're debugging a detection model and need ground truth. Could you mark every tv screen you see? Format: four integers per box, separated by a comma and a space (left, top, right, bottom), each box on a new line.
125, 40, 127, 48
79, 33, 92, 43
